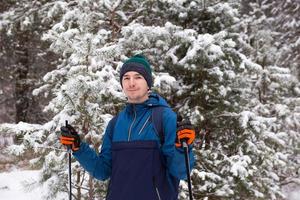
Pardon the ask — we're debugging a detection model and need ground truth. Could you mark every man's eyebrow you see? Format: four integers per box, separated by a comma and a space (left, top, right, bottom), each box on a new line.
123, 73, 142, 77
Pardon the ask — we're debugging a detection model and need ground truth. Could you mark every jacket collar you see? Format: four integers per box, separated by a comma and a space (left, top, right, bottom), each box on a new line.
124, 92, 169, 113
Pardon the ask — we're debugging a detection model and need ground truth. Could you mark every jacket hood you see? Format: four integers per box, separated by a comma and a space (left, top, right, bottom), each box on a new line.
145, 92, 170, 108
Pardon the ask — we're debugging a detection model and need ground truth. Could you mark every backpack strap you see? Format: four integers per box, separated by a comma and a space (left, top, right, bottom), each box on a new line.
151, 106, 165, 145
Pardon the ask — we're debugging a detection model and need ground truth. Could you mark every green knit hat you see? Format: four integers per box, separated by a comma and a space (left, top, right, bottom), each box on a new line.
120, 54, 152, 88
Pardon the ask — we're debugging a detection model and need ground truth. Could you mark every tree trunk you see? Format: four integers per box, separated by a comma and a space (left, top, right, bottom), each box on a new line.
14, 29, 30, 122
88, 175, 94, 200
76, 170, 81, 199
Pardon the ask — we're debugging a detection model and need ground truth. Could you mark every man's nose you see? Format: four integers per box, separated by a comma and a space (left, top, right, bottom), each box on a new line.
129, 78, 135, 86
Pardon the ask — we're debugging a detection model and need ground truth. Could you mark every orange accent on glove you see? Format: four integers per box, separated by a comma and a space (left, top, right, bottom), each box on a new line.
60, 136, 80, 151
60, 125, 80, 151
175, 128, 196, 148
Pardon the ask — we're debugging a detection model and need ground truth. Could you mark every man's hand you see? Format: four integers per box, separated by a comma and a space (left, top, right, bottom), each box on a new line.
60, 124, 81, 151
175, 120, 195, 148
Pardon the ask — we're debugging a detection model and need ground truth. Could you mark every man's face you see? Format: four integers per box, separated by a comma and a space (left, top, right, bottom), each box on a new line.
122, 71, 149, 103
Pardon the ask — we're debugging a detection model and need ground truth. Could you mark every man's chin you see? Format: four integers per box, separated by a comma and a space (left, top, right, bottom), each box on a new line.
126, 92, 148, 103
128, 96, 139, 102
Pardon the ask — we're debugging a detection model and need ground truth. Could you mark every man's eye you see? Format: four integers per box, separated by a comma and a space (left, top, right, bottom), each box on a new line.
123, 77, 129, 80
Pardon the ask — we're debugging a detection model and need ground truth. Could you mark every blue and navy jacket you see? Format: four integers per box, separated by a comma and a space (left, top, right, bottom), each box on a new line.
73, 93, 195, 200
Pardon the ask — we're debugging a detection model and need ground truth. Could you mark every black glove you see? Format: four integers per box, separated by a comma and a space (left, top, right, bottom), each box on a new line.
60, 124, 80, 151
176, 119, 195, 147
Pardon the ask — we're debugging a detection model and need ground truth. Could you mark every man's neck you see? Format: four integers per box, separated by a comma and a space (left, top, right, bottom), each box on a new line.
127, 96, 149, 104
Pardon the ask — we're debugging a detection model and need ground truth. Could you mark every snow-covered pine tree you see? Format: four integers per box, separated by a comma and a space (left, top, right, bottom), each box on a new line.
0, 0, 59, 123
149, 1, 273, 199
121, 0, 299, 199
32, 1, 128, 199
240, 0, 300, 77
239, 1, 300, 199
2, 0, 125, 199
163, 1, 300, 199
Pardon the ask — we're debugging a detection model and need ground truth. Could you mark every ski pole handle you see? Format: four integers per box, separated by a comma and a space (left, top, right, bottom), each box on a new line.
65, 120, 72, 150
181, 139, 188, 148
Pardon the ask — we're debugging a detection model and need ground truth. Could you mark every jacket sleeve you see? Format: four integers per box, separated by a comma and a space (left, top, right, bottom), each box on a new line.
161, 108, 195, 180
73, 120, 113, 181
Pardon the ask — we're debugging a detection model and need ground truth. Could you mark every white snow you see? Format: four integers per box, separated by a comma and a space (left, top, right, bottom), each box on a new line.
283, 183, 300, 200
153, 73, 176, 87
229, 155, 251, 179
0, 135, 13, 148
0, 170, 66, 200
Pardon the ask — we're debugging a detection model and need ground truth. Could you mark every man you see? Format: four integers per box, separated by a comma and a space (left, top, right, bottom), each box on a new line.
60, 55, 195, 200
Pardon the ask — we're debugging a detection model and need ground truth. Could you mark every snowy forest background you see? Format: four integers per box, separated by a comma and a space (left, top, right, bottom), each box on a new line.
0, 0, 299, 199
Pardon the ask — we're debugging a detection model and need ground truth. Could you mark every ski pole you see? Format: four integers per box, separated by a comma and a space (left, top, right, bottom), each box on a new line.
182, 140, 193, 200
66, 120, 72, 200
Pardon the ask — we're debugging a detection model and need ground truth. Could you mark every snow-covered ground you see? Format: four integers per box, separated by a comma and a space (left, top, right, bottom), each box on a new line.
0, 170, 66, 200
0, 170, 299, 200
282, 183, 300, 200
0, 170, 46, 200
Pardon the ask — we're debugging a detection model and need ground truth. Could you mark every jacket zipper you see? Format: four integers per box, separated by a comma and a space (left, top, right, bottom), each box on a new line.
138, 115, 151, 135
153, 177, 161, 200
128, 105, 137, 141
155, 187, 162, 200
